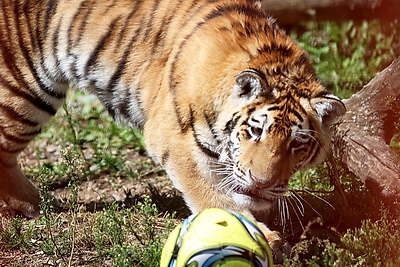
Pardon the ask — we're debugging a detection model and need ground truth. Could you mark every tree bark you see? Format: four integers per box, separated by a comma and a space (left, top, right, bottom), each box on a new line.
331, 57, 400, 198
261, 0, 400, 24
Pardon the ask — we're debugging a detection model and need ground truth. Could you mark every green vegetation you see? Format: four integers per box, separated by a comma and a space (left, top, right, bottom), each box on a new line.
291, 20, 400, 98
26, 92, 151, 185
284, 19, 400, 266
285, 209, 400, 266
0, 20, 399, 266
1, 158, 175, 266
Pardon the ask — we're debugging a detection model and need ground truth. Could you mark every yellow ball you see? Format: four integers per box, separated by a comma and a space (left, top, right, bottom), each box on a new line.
160, 208, 273, 267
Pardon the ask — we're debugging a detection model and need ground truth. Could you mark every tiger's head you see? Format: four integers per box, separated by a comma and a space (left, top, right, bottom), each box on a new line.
215, 65, 345, 212
172, 4, 346, 213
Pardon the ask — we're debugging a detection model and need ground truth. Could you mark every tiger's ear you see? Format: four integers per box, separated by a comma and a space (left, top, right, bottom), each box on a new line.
310, 93, 346, 124
234, 69, 270, 98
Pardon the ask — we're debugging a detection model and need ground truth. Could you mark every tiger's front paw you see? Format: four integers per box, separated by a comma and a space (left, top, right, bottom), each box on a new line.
258, 224, 291, 264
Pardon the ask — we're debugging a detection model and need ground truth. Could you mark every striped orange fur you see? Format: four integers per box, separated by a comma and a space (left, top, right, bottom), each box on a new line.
0, 0, 345, 254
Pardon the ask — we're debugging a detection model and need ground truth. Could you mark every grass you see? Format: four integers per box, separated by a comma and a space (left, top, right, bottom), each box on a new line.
1, 90, 177, 266
291, 20, 400, 99
0, 19, 399, 266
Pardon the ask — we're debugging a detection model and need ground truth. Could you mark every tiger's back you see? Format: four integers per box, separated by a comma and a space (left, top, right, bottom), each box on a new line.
0, 0, 345, 254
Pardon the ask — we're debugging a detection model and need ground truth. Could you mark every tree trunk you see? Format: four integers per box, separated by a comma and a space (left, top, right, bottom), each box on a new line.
261, 0, 400, 24
331, 57, 400, 198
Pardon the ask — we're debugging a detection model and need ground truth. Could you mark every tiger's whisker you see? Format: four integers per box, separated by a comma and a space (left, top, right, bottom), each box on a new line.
283, 197, 290, 226
291, 191, 323, 218
286, 197, 305, 231
302, 189, 335, 210
289, 191, 305, 216
278, 198, 284, 226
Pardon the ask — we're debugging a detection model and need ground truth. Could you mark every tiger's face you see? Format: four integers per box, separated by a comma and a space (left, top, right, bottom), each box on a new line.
216, 68, 345, 211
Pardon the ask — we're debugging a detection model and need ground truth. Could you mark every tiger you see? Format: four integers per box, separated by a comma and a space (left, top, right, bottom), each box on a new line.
0, 0, 345, 257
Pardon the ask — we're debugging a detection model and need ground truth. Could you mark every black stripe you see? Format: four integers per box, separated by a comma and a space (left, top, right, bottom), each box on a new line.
307, 139, 321, 164
43, 0, 58, 34
19, 128, 42, 137
116, 0, 144, 44
13, 4, 65, 99
74, 0, 95, 47
0, 143, 25, 154
73, 0, 97, 56
142, 0, 161, 40
142, 0, 184, 73
314, 91, 331, 98
306, 123, 320, 164
70, 1, 96, 80
22, 2, 37, 55
295, 52, 309, 67
103, 0, 118, 14
0, 126, 31, 144
258, 42, 294, 57
0, 4, 35, 94
25, 3, 54, 88
0, 103, 39, 126
291, 107, 304, 122
293, 100, 308, 116
267, 105, 281, 111
35, 4, 51, 76
204, 3, 267, 21
132, 85, 145, 123
102, 100, 116, 119
192, 128, 220, 159
247, 107, 256, 115
293, 88, 313, 99
118, 89, 132, 121
106, 26, 142, 90
175, 0, 206, 33
32, 0, 56, 77
151, 0, 184, 50
0, 78, 57, 115
241, 120, 249, 126
189, 106, 219, 159
84, 17, 121, 77
204, 111, 220, 142
267, 98, 307, 123
67, 0, 89, 55
161, 150, 170, 166
194, 137, 220, 159
52, 20, 62, 75
223, 112, 240, 134
98, 1, 144, 96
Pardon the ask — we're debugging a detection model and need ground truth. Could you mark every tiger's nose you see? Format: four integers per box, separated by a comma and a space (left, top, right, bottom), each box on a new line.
249, 171, 275, 189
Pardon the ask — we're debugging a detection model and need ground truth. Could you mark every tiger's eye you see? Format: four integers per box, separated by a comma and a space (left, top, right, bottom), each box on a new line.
252, 127, 262, 135
250, 126, 263, 137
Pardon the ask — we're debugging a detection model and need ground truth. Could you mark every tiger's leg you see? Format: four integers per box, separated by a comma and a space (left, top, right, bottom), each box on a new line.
0, 154, 40, 218
0, 82, 66, 217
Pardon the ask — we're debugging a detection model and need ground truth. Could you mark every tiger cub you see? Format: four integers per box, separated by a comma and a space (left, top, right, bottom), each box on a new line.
0, 0, 345, 252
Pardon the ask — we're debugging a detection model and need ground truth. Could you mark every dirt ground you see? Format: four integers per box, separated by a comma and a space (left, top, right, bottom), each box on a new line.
0, 139, 189, 266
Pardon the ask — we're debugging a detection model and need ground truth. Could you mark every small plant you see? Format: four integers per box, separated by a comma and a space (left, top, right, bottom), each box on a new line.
285, 208, 400, 266
0, 216, 31, 250
93, 197, 175, 266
